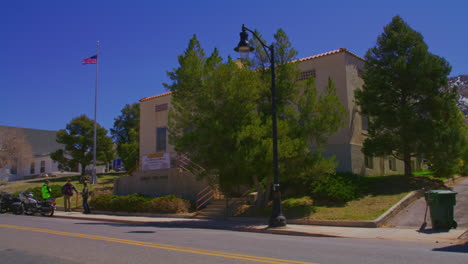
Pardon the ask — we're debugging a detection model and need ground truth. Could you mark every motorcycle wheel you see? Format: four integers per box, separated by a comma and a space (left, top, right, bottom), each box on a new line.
13, 204, 23, 215
24, 207, 34, 216
41, 207, 54, 217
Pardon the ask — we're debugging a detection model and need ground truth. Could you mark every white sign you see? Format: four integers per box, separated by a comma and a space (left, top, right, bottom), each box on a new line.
141, 152, 170, 171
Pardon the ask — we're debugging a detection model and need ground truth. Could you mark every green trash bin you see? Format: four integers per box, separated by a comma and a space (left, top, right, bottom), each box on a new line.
424, 190, 457, 229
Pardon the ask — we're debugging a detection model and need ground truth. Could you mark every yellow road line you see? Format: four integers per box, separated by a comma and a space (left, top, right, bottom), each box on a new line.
0, 224, 319, 264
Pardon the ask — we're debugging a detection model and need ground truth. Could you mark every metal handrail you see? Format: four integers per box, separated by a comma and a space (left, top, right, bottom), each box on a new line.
195, 186, 214, 211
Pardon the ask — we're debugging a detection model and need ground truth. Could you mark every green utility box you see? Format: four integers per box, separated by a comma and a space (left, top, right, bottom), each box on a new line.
424, 190, 457, 229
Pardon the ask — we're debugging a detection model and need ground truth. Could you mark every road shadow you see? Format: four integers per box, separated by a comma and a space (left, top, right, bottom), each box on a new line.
417, 228, 451, 234
433, 242, 468, 253
73, 219, 267, 232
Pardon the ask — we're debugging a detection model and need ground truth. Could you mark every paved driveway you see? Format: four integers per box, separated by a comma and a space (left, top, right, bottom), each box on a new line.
386, 177, 468, 229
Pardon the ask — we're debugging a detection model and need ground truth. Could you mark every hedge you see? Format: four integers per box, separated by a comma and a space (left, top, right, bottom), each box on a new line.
91, 194, 191, 214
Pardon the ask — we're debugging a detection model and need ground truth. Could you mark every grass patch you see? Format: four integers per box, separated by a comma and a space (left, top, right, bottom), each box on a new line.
309, 193, 409, 221
237, 173, 448, 221
0, 173, 127, 209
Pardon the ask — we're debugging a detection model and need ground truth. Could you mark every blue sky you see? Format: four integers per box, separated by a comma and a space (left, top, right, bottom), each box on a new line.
1, 0, 467, 133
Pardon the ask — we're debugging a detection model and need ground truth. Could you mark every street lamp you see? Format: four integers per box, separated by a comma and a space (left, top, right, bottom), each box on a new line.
234, 24, 286, 227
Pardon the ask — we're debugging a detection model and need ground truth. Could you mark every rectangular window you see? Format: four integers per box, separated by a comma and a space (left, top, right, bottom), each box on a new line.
30, 162, 35, 174
156, 127, 167, 152
297, 70, 316, 81
389, 158, 396, 171
40, 160, 46, 173
361, 115, 369, 131
357, 68, 364, 78
365, 156, 373, 169
155, 103, 168, 112
411, 160, 418, 172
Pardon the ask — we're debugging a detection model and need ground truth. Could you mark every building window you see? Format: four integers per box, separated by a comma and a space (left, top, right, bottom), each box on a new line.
389, 157, 396, 171
297, 70, 316, 81
155, 103, 168, 112
411, 160, 418, 172
357, 68, 364, 78
156, 127, 167, 152
40, 160, 46, 173
361, 115, 369, 131
30, 162, 35, 174
365, 156, 373, 169
10, 166, 17, 174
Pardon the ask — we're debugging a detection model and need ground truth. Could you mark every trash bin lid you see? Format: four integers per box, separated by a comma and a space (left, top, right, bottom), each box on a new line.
426, 190, 457, 195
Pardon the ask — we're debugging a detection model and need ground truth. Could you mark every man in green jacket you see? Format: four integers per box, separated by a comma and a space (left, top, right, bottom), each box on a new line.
41, 180, 52, 200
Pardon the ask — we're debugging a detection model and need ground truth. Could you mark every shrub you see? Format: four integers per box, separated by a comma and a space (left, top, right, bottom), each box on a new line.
149, 195, 190, 213
282, 196, 315, 218
309, 172, 362, 204
90, 194, 190, 214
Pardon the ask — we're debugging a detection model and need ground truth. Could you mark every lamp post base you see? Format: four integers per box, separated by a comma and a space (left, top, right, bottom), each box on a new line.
269, 214, 287, 227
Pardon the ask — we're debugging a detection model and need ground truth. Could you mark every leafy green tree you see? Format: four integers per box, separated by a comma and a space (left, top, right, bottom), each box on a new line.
355, 16, 465, 176
165, 33, 346, 207
425, 101, 467, 176
110, 103, 140, 170
51, 115, 114, 175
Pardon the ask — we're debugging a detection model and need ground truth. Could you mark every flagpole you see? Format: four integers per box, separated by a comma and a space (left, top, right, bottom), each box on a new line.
92, 40, 99, 185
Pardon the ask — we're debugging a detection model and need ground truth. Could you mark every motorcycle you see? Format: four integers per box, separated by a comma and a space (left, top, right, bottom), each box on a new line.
19, 192, 56, 217
0, 191, 24, 215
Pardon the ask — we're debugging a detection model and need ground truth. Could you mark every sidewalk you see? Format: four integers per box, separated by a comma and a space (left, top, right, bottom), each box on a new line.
53, 210, 467, 244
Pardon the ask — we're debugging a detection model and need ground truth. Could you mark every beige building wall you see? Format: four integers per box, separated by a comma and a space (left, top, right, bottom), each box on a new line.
139, 92, 175, 157
114, 92, 209, 199
118, 48, 420, 198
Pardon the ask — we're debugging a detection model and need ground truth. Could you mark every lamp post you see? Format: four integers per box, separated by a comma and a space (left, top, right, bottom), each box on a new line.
234, 24, 286, 227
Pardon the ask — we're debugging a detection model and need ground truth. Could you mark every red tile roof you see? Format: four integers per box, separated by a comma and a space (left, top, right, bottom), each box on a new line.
294, 48, 364, 63
139, 91, 172, 102
140, 49, 364, 101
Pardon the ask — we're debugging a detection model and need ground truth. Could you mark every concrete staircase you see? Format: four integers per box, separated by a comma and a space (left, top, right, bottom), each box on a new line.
196, 199, 226, 219
195, 197, 247, 220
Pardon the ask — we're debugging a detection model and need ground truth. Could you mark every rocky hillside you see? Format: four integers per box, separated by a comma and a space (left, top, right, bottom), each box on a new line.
448, 74, 468, 120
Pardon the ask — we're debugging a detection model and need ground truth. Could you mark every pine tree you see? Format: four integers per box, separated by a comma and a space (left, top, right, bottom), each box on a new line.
165, 32, 346, 206
355, 16, 465, 176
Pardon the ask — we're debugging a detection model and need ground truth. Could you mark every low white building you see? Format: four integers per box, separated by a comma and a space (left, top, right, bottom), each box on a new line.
0, 126, 79, 181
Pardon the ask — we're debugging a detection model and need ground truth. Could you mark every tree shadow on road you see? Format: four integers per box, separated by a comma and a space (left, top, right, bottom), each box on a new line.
433, 242, 468, 253
417, 228, 451, 234
73, 219, 267, 233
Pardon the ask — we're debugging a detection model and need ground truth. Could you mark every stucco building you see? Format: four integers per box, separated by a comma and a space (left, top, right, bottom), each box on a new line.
0, 126, 73, 181
115, 48, 419, 198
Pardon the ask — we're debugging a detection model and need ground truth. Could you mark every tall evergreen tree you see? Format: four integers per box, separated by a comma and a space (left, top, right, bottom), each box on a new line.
355, 16, 465, 176
165, 32, 346, 206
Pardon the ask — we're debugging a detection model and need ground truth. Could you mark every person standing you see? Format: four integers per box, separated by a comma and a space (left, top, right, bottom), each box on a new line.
81, 182, 91, 214
61, 179, 78, 212
41, 180, 52, 200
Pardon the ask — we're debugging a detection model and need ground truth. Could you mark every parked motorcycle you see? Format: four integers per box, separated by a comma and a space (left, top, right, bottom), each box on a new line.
19, 192, 56, 217
0, 191, 24, 215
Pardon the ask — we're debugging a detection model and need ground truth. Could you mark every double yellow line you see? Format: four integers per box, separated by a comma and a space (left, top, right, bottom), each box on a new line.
0, 224, 318, 264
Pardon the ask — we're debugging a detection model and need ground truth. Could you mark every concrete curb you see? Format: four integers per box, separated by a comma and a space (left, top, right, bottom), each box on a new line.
55, 207, 196, 219
52, 213, 340, 239
373, 189, 425, 227
55, 176, 465, 229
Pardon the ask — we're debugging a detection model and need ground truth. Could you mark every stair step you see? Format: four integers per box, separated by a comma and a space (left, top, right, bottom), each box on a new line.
209, 200, 226, 205
202, 207, 225, 212
198, 211, 225, 217
196, 215, 224, 220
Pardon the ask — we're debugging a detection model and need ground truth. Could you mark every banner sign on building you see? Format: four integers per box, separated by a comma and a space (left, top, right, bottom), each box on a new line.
142, 152, 170, 171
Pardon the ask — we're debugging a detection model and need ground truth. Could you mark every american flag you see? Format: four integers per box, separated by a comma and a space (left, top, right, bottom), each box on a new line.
82, 55, 97, 65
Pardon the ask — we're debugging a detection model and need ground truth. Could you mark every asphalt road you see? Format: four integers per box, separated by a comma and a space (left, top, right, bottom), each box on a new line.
0, 214, 466, 264
387, 177, 468, 228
